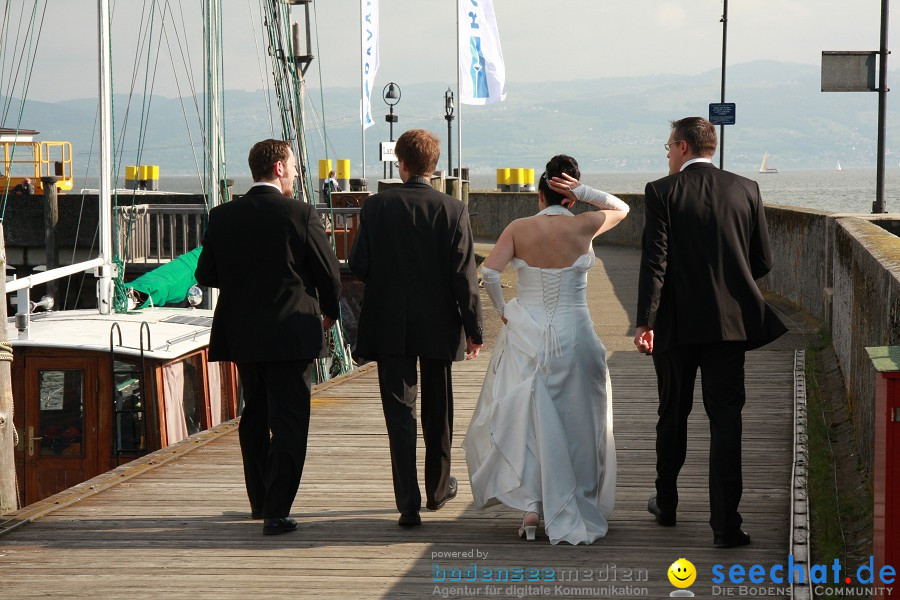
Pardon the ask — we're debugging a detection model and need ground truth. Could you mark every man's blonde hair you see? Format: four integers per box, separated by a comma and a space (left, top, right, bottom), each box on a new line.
395, 129, 440, 177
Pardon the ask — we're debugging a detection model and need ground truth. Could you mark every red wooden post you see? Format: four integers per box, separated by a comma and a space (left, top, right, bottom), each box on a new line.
868, 346, 900, 588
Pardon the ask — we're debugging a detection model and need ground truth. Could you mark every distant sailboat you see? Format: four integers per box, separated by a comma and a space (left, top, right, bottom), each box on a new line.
836, 161, 843, 171
759, 152, 778, 174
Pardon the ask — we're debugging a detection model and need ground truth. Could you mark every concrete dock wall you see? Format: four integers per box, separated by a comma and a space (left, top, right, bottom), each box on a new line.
758, 205, 831, 323
830, 217, 900, 470
468, 190, 900, 470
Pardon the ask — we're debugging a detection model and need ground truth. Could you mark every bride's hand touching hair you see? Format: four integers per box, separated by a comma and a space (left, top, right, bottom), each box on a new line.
548, 173, 580, 208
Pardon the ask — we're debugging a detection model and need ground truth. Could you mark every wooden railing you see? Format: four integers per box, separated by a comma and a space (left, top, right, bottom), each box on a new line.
116, 204, 206, 264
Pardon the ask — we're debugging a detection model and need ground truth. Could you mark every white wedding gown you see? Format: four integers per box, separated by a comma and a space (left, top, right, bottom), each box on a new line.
463, 251, 616, 545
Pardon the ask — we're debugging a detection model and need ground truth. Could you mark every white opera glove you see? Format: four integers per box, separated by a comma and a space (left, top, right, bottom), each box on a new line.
572, 184, 630, 213
481, 266, 506, 316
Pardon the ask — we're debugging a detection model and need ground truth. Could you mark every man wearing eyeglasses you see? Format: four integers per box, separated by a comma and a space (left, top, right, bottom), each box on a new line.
635, 117, 786, 548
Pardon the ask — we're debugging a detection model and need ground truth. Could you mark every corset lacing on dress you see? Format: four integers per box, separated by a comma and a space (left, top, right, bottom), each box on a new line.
537, 269, 563, 370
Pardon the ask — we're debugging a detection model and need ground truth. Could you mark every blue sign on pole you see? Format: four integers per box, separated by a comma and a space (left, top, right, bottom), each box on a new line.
709, 103, 736, 125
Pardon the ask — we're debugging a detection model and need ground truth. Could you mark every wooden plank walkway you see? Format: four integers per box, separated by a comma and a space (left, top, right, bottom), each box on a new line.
0, 246, 802, 599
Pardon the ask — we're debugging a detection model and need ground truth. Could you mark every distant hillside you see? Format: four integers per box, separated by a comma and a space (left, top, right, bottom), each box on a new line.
4, 60, 897, 178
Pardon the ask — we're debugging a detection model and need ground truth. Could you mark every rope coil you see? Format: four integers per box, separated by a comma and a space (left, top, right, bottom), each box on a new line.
0, 341, 17, 447
0, 339, 20, 510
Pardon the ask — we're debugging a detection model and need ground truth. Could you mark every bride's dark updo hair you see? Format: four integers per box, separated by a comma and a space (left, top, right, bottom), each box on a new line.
538, 154, 580, 206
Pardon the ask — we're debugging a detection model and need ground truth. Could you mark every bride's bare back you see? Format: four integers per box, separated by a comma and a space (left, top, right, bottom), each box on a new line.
511, 213, 597, 268
484, 205, 626, 272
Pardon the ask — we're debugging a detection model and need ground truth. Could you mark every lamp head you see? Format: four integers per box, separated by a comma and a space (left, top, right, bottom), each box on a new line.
444, 88, 454, 117
383, 82, 401, 105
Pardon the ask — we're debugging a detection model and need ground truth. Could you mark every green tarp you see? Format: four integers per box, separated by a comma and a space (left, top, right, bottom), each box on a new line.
126, 246, 201, 308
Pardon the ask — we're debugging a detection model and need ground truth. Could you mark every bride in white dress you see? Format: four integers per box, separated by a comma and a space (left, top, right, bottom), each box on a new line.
463, 155, 629, 545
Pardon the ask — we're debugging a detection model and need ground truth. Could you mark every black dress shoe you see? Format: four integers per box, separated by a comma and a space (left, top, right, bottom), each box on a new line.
398, 511, 422, 527
263, 517, 298, 535
426, 477, 458, 511
714, 529, 751, 548
647, 495, 676, 526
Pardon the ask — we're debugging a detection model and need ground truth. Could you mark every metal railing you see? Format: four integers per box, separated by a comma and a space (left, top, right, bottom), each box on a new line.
116, 204, 206, 264
115, 203, 360, 266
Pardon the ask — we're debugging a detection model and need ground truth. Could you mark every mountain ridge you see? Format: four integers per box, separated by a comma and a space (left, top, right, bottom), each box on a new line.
4, 60, 897, 177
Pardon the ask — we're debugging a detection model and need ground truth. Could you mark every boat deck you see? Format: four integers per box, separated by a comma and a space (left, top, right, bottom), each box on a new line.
0, 246, 809, 599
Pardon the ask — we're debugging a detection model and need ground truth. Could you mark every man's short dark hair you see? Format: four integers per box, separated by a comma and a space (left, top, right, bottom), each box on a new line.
395, 129, 440, 177
248, 139, 292, 181
538, 155, 580, 206
671, 117, 717, 157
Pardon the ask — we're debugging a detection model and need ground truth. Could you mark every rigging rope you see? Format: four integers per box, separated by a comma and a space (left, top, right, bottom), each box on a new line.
247, 0, 275, 137
0, 1, 48, 224
105, 0, 132, 314
260, 0, 353, 379
160, 1, 206, 200
64, 106, 100, 311
311, 1, 331, 163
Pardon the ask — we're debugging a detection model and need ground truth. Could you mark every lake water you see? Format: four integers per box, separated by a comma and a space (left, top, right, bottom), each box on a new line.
474, 169, 899, 214
81, 168, 900, 214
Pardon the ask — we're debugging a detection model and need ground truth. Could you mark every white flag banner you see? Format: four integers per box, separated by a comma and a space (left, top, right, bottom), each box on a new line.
458, 0, 506, 105
361, 0, 380, 129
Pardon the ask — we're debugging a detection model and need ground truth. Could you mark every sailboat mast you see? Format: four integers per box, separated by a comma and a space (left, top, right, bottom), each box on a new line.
205, 0, 222, 210
204, 0, 222, 309
97, 0, 113, 315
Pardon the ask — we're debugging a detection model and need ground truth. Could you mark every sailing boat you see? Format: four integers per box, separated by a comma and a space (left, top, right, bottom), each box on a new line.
4, 1, 348, 508
836, 161, 843, 171
2, 1, 242, 508
758, 152, 778, 174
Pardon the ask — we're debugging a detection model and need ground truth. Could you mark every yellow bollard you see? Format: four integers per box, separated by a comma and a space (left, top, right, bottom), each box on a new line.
524, 168, 535, 192
496, 168, 510, 192
509, 168, 526, 192
336, 159, 350, 191
318, 159, 333, 179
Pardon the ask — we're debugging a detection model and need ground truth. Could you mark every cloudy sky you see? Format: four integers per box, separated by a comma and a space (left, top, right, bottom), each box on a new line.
6, 0, 897, 103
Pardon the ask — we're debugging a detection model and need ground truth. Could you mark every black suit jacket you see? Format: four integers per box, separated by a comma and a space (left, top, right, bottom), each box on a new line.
636, 162, 786, 354
195, 184, 341, 362
349, 177, 483, 361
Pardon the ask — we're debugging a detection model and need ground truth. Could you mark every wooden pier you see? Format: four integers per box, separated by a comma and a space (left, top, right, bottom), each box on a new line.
0, 246, 806, 599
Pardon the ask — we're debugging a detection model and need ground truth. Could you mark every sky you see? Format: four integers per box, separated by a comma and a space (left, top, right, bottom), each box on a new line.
6, 0, 900, 103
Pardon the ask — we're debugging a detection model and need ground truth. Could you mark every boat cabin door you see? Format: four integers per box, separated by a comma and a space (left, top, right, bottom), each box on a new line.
22, 357, 99, 505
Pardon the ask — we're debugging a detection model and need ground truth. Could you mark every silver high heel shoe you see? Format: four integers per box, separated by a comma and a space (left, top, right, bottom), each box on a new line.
518, 512, 540, 541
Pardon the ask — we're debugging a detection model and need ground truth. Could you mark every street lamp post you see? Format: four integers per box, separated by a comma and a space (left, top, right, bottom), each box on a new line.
444, 88, 454, 176
719, 0, 728, 170
383, 82, 400, 179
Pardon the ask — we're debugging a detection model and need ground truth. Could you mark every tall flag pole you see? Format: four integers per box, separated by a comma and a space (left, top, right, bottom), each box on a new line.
457, 0, 506, 200
361, 0, 380, 182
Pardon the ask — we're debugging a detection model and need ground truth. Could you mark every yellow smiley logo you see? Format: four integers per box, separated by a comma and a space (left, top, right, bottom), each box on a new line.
668, 558, 697, 588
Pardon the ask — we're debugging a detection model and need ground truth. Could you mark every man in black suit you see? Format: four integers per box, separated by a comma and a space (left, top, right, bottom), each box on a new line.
635, 117, 786, 548
195, 139, 341, 536
349, 129, 483, 527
